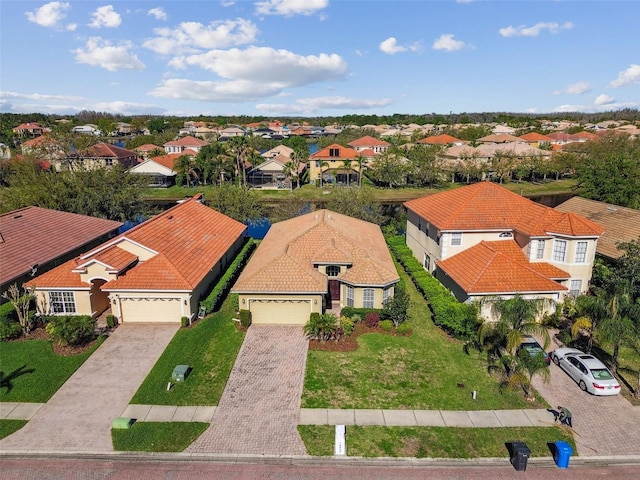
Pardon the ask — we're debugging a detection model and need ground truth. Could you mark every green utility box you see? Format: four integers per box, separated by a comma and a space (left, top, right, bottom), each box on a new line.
112, 417, 135, 429
172, 364, 191, 382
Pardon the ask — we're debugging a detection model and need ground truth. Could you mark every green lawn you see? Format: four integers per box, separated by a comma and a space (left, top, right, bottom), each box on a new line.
302, 264, 545, 410
298, 425, 576, 458
130, 299, 244, 405
112, 422, 208, 452
0, 336, 105, 403
0, 420, 27, 440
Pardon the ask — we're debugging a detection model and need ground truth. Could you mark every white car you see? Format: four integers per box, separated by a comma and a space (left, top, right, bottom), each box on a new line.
551, 347, 621, 396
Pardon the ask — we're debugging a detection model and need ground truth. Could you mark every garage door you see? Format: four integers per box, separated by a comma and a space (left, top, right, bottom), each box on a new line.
120, 297, 183, 323
250, 299, 311, 325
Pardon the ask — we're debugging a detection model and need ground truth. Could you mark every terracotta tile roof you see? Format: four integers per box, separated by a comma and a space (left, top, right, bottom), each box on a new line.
573, 131, 599, 140
21, 135, 61, 148
25, 259, 90, 289
81, 143, 137, 159
519, 132, 554, 142
164, 136, 208, 147
555, 197, 640, 259
309, 144, 360, 160
358, 148, 377, 157
417, 134, 463, 145
437, 240, 569, 294
27, 197, 246, 293
404, 182, 604, 237
147, 153, 188, 170
75, 245, 137, 273
134, 144, 162, 152
1, 207, 121, 286
233, 209, 398, 294
477, 133, 524, 143
348, 135, 391, 147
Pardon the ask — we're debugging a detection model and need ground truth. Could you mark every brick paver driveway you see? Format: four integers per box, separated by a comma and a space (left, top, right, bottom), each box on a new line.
186, 325, 308, 455
532, 357, 640, 456
0, 324, 179, 453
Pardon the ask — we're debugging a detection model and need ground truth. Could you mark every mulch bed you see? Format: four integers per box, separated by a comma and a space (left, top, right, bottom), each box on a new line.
9, 326, 101, 356
308, 322, 411, 352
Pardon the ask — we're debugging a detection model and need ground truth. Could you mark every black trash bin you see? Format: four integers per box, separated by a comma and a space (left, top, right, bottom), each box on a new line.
510, 441, 531, 471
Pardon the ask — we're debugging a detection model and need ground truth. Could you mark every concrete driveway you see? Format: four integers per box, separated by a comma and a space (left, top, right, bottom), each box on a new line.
532, 357, 640, 456
0, 323, 179, 453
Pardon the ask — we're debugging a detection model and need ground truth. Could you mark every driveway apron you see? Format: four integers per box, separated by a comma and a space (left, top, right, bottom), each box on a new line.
186, 325, 308, 455
532, 361, 640, 456
0, 324, 179, 453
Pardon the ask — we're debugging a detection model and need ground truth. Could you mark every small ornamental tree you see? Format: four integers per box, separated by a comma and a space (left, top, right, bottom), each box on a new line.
382, 286, 410, 327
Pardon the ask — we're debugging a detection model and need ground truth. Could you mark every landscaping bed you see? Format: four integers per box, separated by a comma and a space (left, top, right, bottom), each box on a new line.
309, 322, 411, 352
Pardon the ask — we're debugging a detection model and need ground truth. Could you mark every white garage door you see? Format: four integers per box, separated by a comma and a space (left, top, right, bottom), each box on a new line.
250, 299, 311, 325
120, 297, 183, 323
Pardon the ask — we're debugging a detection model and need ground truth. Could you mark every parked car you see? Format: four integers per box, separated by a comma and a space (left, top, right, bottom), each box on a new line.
517, 336, 551, 365
551, 347, 621, 396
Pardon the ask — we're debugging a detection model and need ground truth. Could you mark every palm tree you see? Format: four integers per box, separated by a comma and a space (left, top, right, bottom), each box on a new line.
572, 290, 609, 353
598, 283, 638, 374
503, 349, 551, 401
173, 154, 196, 187
226, 136, 250, 186
341, 159, 352, 186
319, 160, 329, 187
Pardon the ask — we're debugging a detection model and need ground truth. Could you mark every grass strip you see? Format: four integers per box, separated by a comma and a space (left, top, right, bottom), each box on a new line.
299, 425, 576, 458
112, 422, 208, 452
0, 420, 27, 440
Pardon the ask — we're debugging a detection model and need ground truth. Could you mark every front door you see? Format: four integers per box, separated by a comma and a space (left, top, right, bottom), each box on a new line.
329, 280, 341, 301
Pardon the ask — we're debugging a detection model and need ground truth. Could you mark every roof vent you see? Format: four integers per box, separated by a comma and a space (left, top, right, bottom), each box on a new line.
606, 206, 617, 212
13, 215, 22, 219
167, 215, 173, 220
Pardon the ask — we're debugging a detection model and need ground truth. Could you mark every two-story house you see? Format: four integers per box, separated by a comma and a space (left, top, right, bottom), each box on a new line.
404, 182, 604, 320
309, 143, 361, 186
56, 143, 139, 171
347, 135, 391, 155
163, 136, 208, 154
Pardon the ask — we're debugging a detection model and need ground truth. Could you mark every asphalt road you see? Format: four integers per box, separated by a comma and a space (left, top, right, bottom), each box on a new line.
2, 456, 640, 480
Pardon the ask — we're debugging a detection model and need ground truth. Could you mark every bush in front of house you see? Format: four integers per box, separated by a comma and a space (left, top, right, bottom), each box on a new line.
200, 239, 256, 315
340, 307, 379, 320
106, 314, 116, 328
44, 315, 96, 346
386, 236, 480, 339
339, 316, 355, 337
304, 312, 339, 342
181, 316, 190, 328
365, 312, 380, 328
0, 302, 22, 341
379, 320, 394, 331
239, 309, 252, 328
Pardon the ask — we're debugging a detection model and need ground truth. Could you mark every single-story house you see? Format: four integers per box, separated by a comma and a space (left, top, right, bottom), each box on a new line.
128, 153, 190, 187
1, 207, 122, 299
232, 209, 399, 325
26, 196, 247, 323
56, 143, 139, 171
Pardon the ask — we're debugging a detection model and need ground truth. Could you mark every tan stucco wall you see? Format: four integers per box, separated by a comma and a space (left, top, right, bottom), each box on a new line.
111, 239, 156, 261
341, 284, 393, 310
474, 293, 560, 322
34, 289, 93, 316
79, 262, 116, 284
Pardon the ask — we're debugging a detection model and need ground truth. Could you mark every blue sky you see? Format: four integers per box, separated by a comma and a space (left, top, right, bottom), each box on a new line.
1, 0, 639, 117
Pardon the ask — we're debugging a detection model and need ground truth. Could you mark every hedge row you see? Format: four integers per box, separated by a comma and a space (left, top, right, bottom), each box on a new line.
200, 239, 256, 315
386, 236, 480, 339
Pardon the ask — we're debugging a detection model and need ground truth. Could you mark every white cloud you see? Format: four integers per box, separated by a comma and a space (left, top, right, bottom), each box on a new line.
379, 37, 420, 55
499, 21, 573, 38
554, 81, 591, 95
89, 5, 121, 28
144, 19, 258, 55
554, 100, 638, 113
66, 23, 77, 31
149, 78, 281, 102
594, 94, 615, 105
221, 1, 235, 6
147, 7, 167, 21
74, 37, 145, 72
257, 96, 393, 115
25, 1, 70, 28
92, 101, 165, 115
432, 34, 465, 52
169, 46, 347, 87
0, 90, 82, 101
254, 0, 328, 17
609, 64, 640, 88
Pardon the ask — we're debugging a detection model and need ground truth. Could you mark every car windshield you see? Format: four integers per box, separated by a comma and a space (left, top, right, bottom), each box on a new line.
591, 368, 614, 380
522, 345, 544, 355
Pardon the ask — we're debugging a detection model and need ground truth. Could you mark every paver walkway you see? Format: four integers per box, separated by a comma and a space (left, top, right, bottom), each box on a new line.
0, 324, 179, 453
186, 325, 308, 455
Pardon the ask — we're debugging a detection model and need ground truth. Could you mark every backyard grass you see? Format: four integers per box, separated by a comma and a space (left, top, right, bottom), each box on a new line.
130, 299, 244, 405
302, 264, 546, 410
298, 425, 576, 458
112, 422, 208, 452
0, 420, 27, 440
0, 335, 105, 403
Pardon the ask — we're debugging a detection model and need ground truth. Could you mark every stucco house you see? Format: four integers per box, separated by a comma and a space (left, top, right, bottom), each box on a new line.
308, 143, 361, 186
348, 135, 391, 154
26, 196, 247, 323
163, 136, 208, 155
246, 155, 306, 189
404, 182, 605, 320
1, 207, 122, 300
128, 153, 189, 187
57, 143, 138, 171
232, 209, 399, 325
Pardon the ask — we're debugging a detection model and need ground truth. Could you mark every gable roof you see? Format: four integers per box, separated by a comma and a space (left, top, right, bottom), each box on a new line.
348, 135, 391, 147
417, 134, 464, 145
134, 144, 162, 152
476, 133, 524, 143
1, 207, 122, 286
232, 209, 398, 294
309, 144, 359, 160
404, 182, 605, 237
437, 240, 569, 294
519, 132, 554, 142
164, 136, 208, 147
79, 143, 137, 159
555, 196, 640, 259
27, 197, 247, 292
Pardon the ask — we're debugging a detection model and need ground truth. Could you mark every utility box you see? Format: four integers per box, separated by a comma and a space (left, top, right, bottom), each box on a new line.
112, 417, 134, 429
172, 365, 191, 382
334, 425, 346, 456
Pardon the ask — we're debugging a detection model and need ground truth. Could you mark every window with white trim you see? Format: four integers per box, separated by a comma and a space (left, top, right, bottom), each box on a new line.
451, 232, 462, 246
383, 287, 391, 303
569, 279, 583, 296
363, 288, 374, 309
346, 285, 354, 307
574, 241, 588, 263
553, 239, 567, 262
49, 291, 76, 314
326, 265, 340, 277
535, 239, 545, 259
423, 254, 430, 271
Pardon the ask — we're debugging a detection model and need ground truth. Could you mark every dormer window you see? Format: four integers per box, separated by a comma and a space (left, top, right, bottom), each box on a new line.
326, 265, 340, 277
329, 148, 340, 157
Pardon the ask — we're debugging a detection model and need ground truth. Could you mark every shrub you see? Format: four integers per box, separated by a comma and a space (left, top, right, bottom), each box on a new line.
239, 309, 252, 328
44, 315, 96, 346
304, 312, 339, 341
181, 316, 190, 328
379, 320, 394, 331
106, 314, 116, 328
396, 323, 411, 335
0, 301, 16, 324
339, 316, 355, 337
350, 314, 362, 324
0, 316, 22, 341
340, 307, 379, 319
365, 312, 380, 328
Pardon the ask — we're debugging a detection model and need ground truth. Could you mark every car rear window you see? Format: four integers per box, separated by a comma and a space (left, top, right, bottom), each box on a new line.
591, 368, 614, 380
